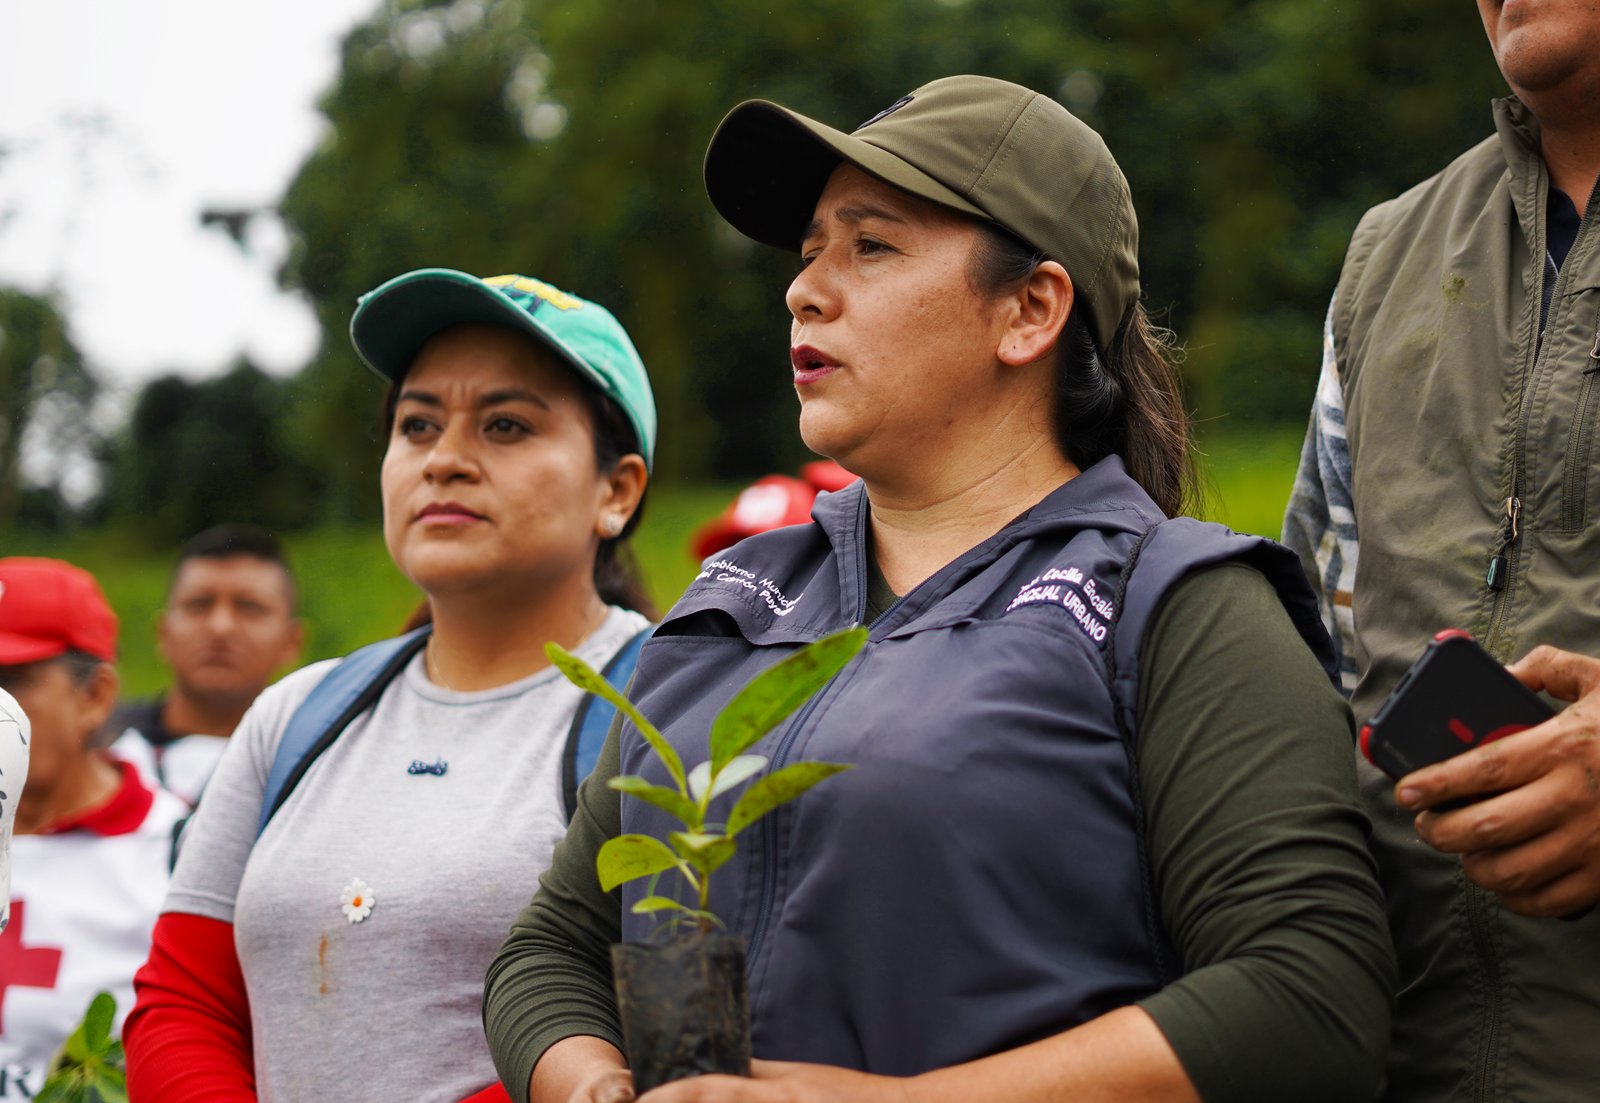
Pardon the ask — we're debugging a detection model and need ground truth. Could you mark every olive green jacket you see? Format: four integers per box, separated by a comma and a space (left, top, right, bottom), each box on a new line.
1329, 96, 1600, 1101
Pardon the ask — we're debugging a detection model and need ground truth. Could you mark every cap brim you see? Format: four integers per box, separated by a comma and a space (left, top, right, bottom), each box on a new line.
349, 269, 604, 394
0, 635, 69, 666
704, 101, 989, 253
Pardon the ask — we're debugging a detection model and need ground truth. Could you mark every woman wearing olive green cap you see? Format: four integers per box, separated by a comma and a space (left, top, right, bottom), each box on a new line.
125, 270, 658, 1103
487, 77, 1391, 1103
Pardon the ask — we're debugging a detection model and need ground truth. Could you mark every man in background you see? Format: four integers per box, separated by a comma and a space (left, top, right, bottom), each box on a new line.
0, 557, 186, 1098
112, 524, 303, 805
1284, 1, 1600, 1098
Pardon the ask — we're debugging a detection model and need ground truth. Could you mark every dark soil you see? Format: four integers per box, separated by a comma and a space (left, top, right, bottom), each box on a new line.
611, 930, 752, 1093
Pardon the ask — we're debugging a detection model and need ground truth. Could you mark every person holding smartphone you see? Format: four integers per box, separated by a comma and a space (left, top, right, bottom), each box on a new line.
1283, 2, 1600, 1098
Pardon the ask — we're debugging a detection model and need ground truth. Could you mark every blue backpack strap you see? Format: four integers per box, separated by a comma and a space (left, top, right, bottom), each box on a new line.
256, 627, 432, 838
561, 625, 653, 821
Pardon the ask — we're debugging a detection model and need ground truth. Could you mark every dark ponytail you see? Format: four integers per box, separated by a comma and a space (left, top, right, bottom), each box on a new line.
968, 224, 1199, 518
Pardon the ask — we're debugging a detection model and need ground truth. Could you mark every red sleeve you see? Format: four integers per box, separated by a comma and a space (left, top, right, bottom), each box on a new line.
458, 1083, 513, 1102
125, 912, 257, 1102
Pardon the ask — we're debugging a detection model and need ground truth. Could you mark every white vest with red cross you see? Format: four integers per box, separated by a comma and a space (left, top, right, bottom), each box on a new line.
0, 760, 184, 1099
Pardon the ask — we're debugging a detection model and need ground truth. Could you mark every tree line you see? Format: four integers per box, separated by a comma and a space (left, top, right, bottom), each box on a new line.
6, 0, 1507, 540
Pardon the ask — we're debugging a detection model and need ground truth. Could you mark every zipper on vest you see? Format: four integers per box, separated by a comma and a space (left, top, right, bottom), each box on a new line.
1485, 495, 1520, 593
747, 496, 877, 970
1484, 169, 1562, 642
1559, 316, 1600, 530
745, 686, 832, 970
1466, 885, 1504, 1102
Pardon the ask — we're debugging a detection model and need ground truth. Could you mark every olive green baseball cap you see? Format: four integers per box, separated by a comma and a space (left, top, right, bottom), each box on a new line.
704, 74, 1139, 351
350, 268, 657, 470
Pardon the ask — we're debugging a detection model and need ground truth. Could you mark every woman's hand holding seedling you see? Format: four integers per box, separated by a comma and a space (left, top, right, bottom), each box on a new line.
546, 626, 865, 927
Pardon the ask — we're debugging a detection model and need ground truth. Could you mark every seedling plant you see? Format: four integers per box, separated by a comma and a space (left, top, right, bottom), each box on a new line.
37, 991, 126, 1103
547, 625, 865, 932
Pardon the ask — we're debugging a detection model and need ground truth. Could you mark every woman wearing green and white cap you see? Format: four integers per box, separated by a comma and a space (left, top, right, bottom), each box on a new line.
125, 271, 658, 1103
486, 77, 1391, 1103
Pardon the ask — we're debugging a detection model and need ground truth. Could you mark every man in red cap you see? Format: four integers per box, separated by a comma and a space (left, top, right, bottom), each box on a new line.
0, 557, 186, 1096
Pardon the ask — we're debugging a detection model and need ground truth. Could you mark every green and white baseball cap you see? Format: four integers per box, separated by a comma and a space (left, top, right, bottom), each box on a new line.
349, 268, 658, 470
704, 74, 1140, 353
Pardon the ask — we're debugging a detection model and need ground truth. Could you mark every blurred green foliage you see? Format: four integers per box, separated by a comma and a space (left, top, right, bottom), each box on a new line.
0, 289, 93, 530
270, 0, 1505, 519
98, 361, 325, 545
5, 0, 1509, 589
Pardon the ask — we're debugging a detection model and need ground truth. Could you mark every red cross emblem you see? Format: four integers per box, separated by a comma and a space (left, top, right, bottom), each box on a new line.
0, 901, 62, 1033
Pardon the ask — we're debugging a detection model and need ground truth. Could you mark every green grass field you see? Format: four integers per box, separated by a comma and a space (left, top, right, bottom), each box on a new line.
1196, 426, 1306, 537
9, 428, 1304, 697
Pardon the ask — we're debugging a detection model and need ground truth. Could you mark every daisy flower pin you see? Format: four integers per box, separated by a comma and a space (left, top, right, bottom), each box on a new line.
340, 878, 375, 924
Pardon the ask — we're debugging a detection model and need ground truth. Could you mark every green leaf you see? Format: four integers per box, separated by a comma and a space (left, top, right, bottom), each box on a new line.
59, 1018, 91, 1065
687, 760, 712, 802
631, 895, 694, 916
726, 761, 853, 837
547, 643, 687, 795
709, 627, 866, 772
90, 1067, 129, 1103
607, 775, 700, 829
668, 830, 737, 875
706, 754, 767, 803
690, 753, 767, 805
597, 834, 684, 892
33, 1079, 74, 1103
81, 992, 116, 1051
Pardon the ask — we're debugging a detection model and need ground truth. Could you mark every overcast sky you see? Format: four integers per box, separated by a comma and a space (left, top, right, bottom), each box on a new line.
0, 0, 382, 398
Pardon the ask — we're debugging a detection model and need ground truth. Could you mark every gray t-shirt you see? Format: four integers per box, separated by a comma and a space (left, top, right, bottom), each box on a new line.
166, 606, 649, 1103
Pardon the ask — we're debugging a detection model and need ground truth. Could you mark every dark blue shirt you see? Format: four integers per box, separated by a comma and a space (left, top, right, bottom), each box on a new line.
1541, 186, 1582, 336
1550, 186, 1582, 274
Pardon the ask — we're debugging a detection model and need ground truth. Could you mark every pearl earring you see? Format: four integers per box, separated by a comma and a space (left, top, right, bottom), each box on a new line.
603, 516, 623, 538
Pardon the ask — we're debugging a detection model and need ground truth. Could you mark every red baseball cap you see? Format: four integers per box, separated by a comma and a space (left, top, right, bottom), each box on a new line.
800, 460, 855, 494
689, 462, 857, 560
0, 557, 118, 665
692, 476, 815, 560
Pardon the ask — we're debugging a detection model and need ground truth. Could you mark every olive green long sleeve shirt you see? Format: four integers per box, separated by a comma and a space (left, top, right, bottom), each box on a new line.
484, 563, 1394, 1102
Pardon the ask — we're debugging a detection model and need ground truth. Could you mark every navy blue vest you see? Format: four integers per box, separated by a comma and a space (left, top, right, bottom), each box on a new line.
618, 457, 1333, 1075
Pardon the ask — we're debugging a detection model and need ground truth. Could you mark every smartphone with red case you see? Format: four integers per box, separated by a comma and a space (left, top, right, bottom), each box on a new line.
1360, 630, 1553, 782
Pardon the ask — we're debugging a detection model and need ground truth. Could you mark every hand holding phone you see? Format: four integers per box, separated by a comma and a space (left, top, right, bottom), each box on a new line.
1363, 632, 1599, 920
1360, 630, 1553, 783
